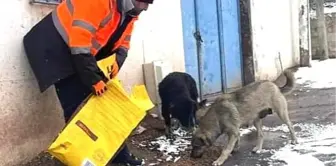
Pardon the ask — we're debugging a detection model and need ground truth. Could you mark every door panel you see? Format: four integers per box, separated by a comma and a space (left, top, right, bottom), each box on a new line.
181, 0, 200, 94
220, 0, 243, 90
181, 0, 243, 98
195, 0, 223, 96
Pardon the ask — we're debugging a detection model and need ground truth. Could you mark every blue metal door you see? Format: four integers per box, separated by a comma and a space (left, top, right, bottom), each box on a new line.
181, 0, 243, 98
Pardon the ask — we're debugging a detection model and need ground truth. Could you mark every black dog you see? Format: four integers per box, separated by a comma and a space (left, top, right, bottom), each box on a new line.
158, 72, 206, 138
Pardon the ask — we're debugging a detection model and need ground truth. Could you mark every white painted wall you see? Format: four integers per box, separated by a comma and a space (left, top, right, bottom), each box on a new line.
0, 0, 185, 165
118, 0, 185, 92
299, 0, 310, 51
0, 2, 63, 166
250, 0, 301, 81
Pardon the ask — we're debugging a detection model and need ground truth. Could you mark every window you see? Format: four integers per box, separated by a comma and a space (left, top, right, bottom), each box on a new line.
30, 0, 62, 5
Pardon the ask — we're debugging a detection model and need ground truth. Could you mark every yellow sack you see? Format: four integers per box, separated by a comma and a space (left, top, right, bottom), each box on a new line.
96, 53, 117, 79
47, 56, 154, 166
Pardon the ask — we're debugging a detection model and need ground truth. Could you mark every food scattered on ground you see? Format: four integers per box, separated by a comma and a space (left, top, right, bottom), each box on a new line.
132, 128, 192, 165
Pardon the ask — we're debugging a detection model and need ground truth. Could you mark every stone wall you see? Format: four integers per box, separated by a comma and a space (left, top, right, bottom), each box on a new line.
310, 13, 336, 59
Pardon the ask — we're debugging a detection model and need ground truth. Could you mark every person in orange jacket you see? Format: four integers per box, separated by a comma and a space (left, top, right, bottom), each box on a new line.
23, 0, 154, 165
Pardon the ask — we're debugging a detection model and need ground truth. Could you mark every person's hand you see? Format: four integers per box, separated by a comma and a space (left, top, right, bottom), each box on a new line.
107, 54, 119, 79
92, 80, 107, 96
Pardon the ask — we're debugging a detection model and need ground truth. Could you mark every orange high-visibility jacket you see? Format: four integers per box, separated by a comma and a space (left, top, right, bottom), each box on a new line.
52, 0, 137, 56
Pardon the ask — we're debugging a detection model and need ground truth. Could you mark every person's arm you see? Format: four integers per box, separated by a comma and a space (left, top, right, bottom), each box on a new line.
109, 21, 135, 79
68, 0, 110, 94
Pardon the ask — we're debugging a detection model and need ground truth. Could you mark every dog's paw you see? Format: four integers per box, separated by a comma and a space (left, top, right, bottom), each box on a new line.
212, 158, 225, 166
252, 147, 261, 154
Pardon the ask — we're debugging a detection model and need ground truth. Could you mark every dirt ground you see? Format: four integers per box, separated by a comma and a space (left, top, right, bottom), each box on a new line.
20, 82, 336, 166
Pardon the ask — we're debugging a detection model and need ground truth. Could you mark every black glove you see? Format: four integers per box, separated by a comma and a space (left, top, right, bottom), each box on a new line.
71, 53, 108, 88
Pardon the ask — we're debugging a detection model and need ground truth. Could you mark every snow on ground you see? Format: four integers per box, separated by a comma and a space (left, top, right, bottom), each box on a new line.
239, 123, 336, 166
240, 127, 255, 136
149, 128, 191, 161
267, 123, 336, 166
295, 59, 336, 88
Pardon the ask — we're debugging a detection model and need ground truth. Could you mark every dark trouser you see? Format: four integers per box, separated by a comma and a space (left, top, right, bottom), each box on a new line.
54, 74, 133, 164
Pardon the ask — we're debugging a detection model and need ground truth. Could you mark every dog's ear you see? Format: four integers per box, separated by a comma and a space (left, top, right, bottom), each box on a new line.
200, 134, 212, 146
205, 137, 212, 146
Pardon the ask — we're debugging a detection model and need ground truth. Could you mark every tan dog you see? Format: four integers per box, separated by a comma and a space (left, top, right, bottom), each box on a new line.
190, 70, 298, 166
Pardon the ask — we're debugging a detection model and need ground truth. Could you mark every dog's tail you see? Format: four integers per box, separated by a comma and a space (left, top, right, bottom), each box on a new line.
274, 69, 296, 95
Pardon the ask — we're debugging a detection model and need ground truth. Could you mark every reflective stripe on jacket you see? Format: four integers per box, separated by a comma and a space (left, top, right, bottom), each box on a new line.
51, 0, 137, 56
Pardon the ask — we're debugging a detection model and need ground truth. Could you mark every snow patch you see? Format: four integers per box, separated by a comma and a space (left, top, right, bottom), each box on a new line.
295, 59, 336, 88
263, 125, 291, 133
268, 123, 336, 166
240, 127, 254, 136
239, 124, 293, 137
271, 149, 325, 166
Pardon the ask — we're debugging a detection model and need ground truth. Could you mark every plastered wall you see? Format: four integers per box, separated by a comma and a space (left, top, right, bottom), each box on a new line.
250, 0, 301, 81
0, 0, 185, 165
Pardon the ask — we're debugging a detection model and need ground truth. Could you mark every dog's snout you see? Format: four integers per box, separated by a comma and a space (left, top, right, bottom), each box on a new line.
190, 148, 204, 158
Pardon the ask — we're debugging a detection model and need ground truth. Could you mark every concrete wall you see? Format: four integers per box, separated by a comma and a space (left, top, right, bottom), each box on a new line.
310, 13, 336, 59
0, 0, 185, 165
117, 0, 185, 92
250, 0, 301, 81
299, 0, 312, 67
